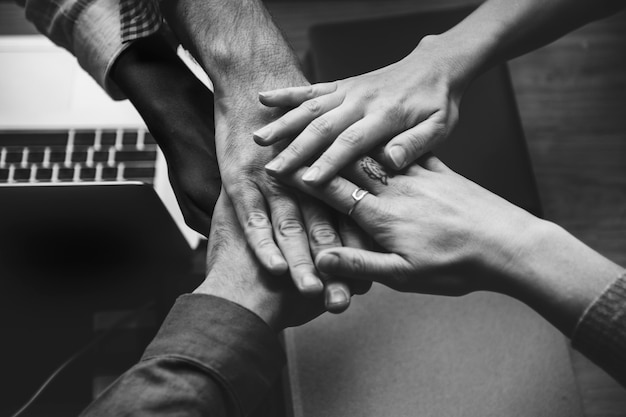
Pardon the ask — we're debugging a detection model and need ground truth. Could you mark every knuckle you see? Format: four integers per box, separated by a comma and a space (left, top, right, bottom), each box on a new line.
317, 152, 337, 169
309, 223, 340, 246
337, 128, 363, 148
309, 117, 333, 137
278, 218, 306, 237
256, 237, 276, 249
289, 256, 314, 270
246, 211, 272, 229
324, 177, 345, 197
284, 141, 305, 159
302, 99, 322, 115
350, 252, 366, 272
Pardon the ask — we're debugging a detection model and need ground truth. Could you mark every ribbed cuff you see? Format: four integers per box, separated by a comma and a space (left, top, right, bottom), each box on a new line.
142, 294, 286, 416
71, 0, 129, 99
572, 272, 626, 386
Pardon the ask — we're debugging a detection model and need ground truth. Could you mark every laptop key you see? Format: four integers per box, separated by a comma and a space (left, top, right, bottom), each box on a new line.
102, 167, 117, 180
5, 149, 22, 164
0, 169, 8, 182
101, 130, 116, 146
93, 150, 109, 163
72, 148, 89, 163
124, 167, 156, 180
74, 131, 95, 146
58, 167, 74, 181
122, 130, 137, 147
28, 148, 46, 164
49, 148, 66, 163
37, 168, 53, 182
13, 168, 30, 182
115, 149, 158, 162
81, 167, 96, 181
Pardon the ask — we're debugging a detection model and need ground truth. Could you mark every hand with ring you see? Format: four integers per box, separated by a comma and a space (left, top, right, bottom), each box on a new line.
281, 154, 541, 297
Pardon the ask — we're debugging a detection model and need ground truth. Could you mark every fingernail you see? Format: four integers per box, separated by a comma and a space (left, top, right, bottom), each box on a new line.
253, 126, 272, 141
259, 91, 272, 100
301, 273, 323, 293
388, 146, 406, 169
265, 157, 283, 173
328, 287, 348, 306
302, 166, 320, 183
269, 254, 287, 270
317, 253, 339, 271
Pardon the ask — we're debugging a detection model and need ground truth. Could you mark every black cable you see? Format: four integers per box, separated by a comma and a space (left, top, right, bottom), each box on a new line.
10, 301, 156, 417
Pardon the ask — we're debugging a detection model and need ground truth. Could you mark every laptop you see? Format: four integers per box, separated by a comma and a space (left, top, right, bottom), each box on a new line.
284, 8, 584, 417
0, 35, 203, 247
0, 35, 202, 414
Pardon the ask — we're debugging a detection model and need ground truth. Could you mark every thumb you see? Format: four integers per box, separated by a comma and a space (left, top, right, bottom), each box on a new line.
315, 248, 409, 285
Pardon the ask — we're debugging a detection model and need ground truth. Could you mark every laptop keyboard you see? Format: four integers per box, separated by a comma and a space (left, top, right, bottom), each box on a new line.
0, 129, 157, 184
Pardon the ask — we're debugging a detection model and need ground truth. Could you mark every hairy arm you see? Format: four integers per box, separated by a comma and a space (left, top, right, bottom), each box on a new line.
160, 0, 359, 311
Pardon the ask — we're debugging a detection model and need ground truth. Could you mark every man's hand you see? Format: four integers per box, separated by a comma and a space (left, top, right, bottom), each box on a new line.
255, 37, 464, 183
215, 93, 370, 311
111, 34, 220, 236
195, 190, 363, 330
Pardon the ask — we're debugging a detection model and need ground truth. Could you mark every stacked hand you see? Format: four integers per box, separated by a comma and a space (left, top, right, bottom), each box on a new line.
214, 91, 370, 312
254, 37, 465, 185
281, 154, 538, 297
196, 190, 371, 330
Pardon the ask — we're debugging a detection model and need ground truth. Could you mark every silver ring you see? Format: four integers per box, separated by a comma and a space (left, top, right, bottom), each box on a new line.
347, 188, 369, 216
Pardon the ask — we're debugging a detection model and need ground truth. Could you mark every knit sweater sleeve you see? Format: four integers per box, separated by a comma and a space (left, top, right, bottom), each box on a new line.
571, 272, 626, 386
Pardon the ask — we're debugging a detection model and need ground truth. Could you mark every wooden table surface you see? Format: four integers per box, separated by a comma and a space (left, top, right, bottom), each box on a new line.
2, 0, 625, 415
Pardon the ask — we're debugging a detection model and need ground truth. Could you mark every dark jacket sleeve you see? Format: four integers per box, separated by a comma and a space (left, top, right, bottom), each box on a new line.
80, 294, 285, 417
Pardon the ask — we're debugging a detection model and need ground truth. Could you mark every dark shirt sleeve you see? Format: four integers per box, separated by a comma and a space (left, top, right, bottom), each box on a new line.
79, 294, 286, 417
571, 272, 626, 386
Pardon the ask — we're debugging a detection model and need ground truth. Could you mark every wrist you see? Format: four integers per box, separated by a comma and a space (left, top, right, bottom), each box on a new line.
413, 30, 496, 93
194, 271, 282, 331
487, 217, 623, 335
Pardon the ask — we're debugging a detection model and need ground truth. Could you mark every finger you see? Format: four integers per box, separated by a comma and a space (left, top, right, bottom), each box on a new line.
267, 186, 324, 295
265, 105, 361, 176
284, 167, 378, 223
298, 195, 351, 313
337, 214, 373, 296
417, 152, 451, 173
340, 156, 395, 195
316, 247, 410, 285
383, 115, 448, 170
254, 93, 343, 146
258, 82, 337, 107
232, 185, 288, 275
302, 114, 397, 185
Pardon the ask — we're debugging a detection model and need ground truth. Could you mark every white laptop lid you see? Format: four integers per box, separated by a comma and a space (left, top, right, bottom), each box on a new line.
0, 35, 143, 129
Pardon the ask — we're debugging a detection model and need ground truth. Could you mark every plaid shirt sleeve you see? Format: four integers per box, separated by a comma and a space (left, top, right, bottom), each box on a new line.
120, 0, 162, 43
16, 0, 163, 99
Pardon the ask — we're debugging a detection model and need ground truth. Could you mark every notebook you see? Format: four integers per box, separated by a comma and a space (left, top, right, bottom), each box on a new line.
283, 8, 583, 417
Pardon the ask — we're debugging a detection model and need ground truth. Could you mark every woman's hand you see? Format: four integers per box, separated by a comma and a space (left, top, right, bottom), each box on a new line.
282, 154, 539, 296
254, 37, 466, 185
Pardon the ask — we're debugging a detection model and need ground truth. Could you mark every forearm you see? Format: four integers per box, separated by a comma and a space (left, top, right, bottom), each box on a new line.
160, 0, 306, 97
492, 217, 625, 336
110, 34, 214, 155
411, 0, 624, 89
